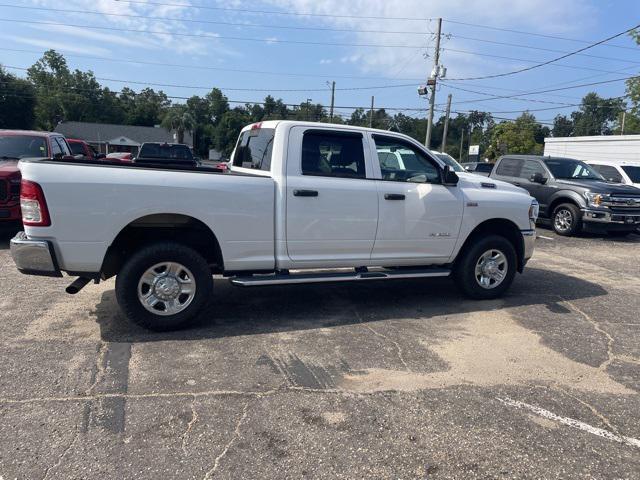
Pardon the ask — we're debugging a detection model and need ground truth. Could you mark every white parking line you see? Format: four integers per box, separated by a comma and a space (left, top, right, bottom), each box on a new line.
537, 235, 554, 241
497, 397, 640, 449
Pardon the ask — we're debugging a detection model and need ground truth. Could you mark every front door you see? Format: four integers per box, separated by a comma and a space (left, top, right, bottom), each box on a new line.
285, 127, 379, 263
370, 134, 464, 261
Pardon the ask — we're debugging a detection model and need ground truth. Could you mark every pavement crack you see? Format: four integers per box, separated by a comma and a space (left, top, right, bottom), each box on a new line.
354, 309, 410, 371
41, 424, 80, 480
560, 297, 615, 371
86, 342, 108, 395
203, 401, 251, 479
557, 388, 621, 435
181, 395, 199, 455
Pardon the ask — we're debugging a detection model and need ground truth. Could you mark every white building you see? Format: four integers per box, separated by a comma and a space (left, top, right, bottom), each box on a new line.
544, 135, 640, 163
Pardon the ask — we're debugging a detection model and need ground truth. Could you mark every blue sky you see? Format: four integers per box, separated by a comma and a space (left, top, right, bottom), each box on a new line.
1, 0, 639, 125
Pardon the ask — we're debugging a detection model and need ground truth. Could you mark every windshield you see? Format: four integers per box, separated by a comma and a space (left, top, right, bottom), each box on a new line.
0, 135, 48, 159
69, 142, 85, 156
544, 159, 604, 180
622, 166, 640, 183
435, 153, 465, 172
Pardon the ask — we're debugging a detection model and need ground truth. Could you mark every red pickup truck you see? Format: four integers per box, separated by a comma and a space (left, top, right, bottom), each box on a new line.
0, 130, 73, 224
67, 138, 106, 161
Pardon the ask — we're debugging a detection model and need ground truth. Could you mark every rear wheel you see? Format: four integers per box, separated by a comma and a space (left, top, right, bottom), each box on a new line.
552, 203, 582, 236
115, 242, 213, 331
454, 235, 517, 300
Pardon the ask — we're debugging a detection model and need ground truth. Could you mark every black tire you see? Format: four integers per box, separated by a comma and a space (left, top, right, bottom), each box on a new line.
454, 235, 517, 300
552, 203, 582, 236
115, 242, 213, 331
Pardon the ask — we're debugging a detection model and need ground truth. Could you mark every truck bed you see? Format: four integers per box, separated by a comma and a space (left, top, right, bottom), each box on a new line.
19, 158, 276, 273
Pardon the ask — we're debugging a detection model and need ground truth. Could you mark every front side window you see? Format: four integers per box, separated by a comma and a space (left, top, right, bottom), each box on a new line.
374, 136, 440, 183
301, 131, 366, 179
69, 142, 85, 156
54, 137, 71, 156
0, 135, 48, 159
544, 159, 603, 180
520, 160, 546, 180
496, 158, 523, 177
50, 137, 63, 158
591, 165, 623, 183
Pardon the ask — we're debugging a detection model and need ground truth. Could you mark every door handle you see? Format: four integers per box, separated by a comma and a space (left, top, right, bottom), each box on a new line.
384, 193, 406, 200
293, 189, 319, 197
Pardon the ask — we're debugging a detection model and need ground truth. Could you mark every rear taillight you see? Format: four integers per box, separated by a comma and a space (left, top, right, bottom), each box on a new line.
20, 180, 51, 226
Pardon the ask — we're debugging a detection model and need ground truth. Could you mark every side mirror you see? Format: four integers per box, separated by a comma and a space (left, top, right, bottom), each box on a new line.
530, 172, 547, 184
96, 153, 106, 160
443, 165, 459, 186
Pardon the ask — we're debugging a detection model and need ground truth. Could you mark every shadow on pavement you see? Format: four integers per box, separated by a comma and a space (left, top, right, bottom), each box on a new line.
0, 224, 20, 250
94, 266, 607, 344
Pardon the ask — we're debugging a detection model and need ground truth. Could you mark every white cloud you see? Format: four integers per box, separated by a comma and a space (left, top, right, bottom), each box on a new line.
319, 58, 333, 64
263, 0, 596, 80
2, 35, 111, 56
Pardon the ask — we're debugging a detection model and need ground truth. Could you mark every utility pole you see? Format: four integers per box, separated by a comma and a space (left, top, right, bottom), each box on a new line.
329, 81, 336, 123
370, 96, 375, 128
621, 111, 626, 135
425, 17, 442, 148
441, 93, 452, 153
306, 98, 312, 121
459, 128, 464, 162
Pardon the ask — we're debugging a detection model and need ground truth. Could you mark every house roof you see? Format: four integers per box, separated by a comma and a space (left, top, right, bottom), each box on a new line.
54, 121, 193, 146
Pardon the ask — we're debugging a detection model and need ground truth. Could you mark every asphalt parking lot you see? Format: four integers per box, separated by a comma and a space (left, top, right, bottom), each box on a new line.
0, 226, 639, 479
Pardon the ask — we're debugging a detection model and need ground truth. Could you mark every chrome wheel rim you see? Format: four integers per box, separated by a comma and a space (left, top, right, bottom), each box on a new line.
137, 262, 196, 316
475, 249, 508, 289
554, 208, 573, 232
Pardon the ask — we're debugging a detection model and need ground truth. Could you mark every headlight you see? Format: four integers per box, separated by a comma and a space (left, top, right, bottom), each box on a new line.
529, 199, 539, 222
584, 192, 610, 208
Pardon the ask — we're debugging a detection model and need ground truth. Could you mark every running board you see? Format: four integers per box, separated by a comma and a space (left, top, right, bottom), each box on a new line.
230, 268, 451, 287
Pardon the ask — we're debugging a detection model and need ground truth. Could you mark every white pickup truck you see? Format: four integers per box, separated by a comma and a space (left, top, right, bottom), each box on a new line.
11, 121, 537, 330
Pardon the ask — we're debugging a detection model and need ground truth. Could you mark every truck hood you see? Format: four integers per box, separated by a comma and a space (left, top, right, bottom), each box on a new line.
555, 179, 640, 195
0, 160, 20, 177
457, 172, 528, 195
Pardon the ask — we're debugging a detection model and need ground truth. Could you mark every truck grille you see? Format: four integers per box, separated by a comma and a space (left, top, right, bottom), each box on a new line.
603, 195, 640, 209
0, 180, 8, 202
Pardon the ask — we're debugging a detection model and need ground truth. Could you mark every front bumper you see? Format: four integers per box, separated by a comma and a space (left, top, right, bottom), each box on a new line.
582, 209, 640, 226
522, 229, 535, 263
10, 231, 62, 277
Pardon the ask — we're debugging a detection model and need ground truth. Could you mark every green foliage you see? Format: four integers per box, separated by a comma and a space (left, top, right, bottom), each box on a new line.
0, 67, 36, 129
485, 113, 548, 159
571, 92, 624, 136
161, 105, 195, 144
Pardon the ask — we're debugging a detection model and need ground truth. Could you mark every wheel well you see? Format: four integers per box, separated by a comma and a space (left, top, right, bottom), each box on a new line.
548, 197, 579, 217
101, 214, 223, 279
458, 219, 525, 273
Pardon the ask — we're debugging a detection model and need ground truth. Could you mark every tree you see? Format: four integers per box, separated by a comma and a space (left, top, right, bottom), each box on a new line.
161, 105, 194, 144
123, 87, 170, 126
485, 112, 545, 159
552, 115, 574, 137
571, 92, 625, 136
0, 67, 36, 129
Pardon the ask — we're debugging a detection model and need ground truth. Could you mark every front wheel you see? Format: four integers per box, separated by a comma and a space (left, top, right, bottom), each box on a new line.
454, 235, 517, 300
552, 203, 582, 236
115, 242, 213, 331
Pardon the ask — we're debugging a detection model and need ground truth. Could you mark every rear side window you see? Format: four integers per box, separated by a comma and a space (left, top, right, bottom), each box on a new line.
301, 131, 365, 179
496, 158, 523, 177
232, 128, 275, 171
591, 164, 623, 183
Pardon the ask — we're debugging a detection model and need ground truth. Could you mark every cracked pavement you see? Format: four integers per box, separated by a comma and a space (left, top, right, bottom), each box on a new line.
0, 226, 639, 479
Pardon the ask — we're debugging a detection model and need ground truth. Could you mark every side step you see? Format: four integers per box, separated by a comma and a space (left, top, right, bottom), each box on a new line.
230, 268, 451, 287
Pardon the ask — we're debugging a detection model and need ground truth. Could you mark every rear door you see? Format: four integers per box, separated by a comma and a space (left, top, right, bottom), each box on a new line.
285, 127, 378, 263
369, 134, 463, 261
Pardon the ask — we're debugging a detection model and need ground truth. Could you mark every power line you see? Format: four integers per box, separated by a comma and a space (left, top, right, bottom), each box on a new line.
111, 0, 434, 21
0, 3, 431, 35
3, 66, 416, 93
444, 19, 638, 51
0, 47, 424, 82
447, 34, 640, 65
440, 83, 577, 106
445, 22, 640, 81
0, 18, 431, 49
442, 47, 631, 76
